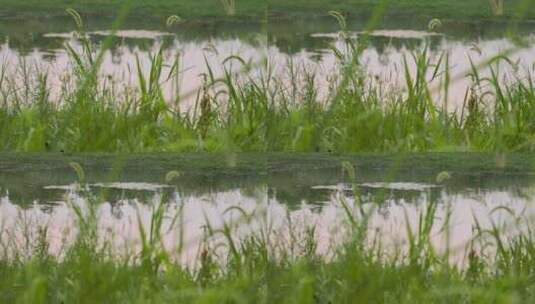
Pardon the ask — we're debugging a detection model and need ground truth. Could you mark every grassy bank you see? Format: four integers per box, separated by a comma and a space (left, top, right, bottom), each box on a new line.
1, 0, 535, 20
1, 21, 535, 154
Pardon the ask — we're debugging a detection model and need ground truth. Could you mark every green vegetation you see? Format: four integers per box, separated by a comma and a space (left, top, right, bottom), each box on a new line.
2, 2, 535, 302
269, 0, 535, 19
1, 0, 535, 20
1, 168, 535, 303
1, 18, 535, 154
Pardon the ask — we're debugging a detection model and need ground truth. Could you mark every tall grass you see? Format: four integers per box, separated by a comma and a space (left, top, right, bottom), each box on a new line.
2, 1, 535, 302
1, 167, 535, 303
1, 13, 535, 154
2, 8, 535, 155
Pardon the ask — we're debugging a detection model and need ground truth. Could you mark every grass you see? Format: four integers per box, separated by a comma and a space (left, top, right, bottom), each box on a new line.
1, 0, 535, 20
1, 16, 535, 154
1, 167, 535, 303
2, 4, 535, 302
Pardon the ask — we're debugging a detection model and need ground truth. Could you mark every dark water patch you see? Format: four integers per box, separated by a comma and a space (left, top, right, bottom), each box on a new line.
2, 14, 535, 55
1, 153, 535, 205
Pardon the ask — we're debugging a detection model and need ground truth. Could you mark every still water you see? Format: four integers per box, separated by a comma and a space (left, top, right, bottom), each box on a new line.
1, 153, 534, 265
2, 12, 535, 264
1, 15, 535, 109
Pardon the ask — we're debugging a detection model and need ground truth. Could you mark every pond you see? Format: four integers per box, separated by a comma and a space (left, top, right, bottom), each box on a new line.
1, 14, 535, 110
2, 12, 535, 265
1, 153, 535, 265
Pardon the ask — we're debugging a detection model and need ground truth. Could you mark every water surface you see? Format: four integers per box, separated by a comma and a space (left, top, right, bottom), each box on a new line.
1, 15, 535, 109
2, 11, 535, 264
1, 153, 535, 265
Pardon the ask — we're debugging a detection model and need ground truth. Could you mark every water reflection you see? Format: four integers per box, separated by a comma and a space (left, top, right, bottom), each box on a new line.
1, 152, 535, 265
0, 15, 534, 110
0, 183, 533, 266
